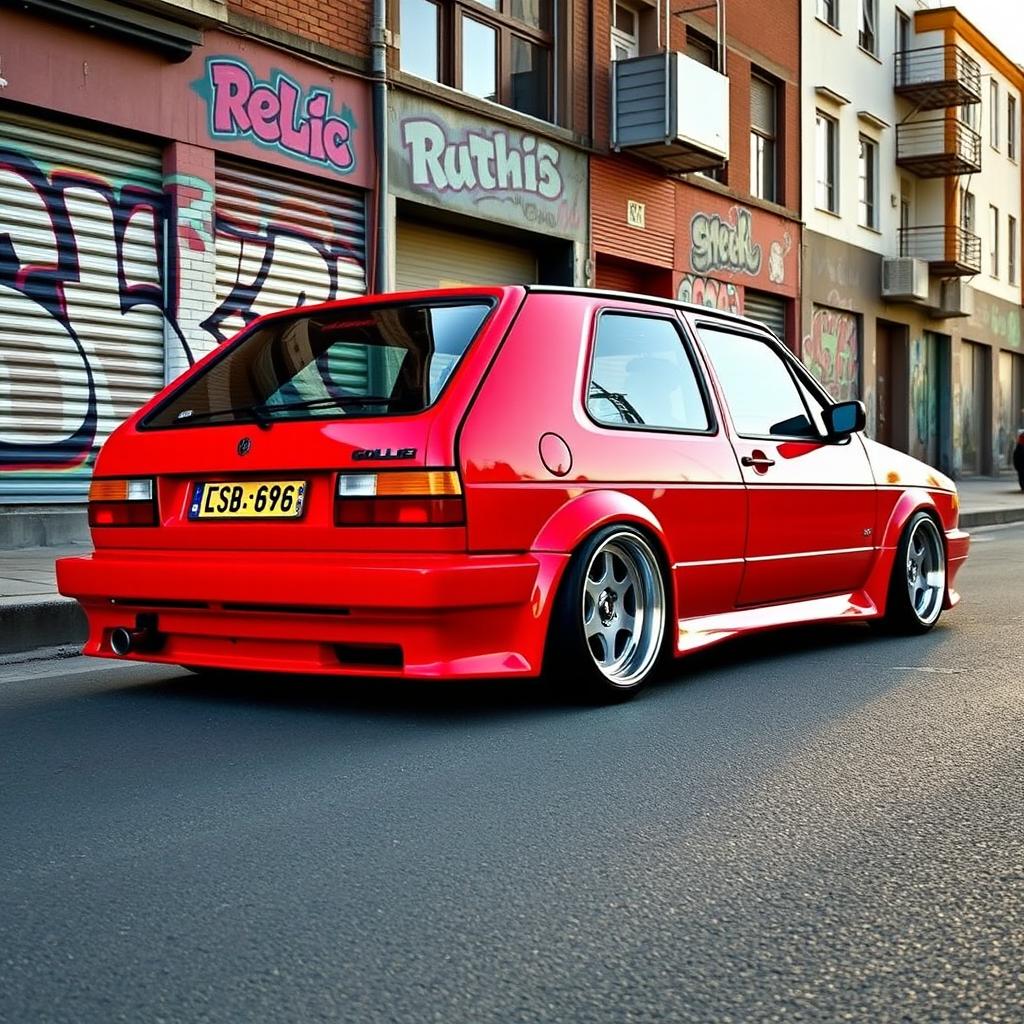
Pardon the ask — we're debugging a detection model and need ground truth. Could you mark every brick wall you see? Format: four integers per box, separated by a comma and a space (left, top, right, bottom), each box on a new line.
592, 0, 801, 217
229, 0, 371, 59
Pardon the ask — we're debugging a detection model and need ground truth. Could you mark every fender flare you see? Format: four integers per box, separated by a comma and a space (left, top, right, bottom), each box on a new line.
879, 488, 943, 550
532, 488, 670, 555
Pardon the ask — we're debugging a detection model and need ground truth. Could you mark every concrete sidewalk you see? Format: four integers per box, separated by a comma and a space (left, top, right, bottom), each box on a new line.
1, 475, 1021, 657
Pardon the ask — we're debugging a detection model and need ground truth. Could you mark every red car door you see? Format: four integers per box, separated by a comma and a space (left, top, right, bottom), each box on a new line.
688, 317, 877, 607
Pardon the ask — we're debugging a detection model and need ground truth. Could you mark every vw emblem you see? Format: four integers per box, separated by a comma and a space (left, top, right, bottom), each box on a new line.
237, 437, 252, 456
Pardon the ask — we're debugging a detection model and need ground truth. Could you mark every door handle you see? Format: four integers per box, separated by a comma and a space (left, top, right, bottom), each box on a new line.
741, 454, 776, 469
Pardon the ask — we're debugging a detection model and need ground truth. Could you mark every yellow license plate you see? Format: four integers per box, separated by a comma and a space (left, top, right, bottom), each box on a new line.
188, 480, 307, 520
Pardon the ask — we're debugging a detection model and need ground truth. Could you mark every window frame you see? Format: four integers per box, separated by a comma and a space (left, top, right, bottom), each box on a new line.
610, 1, 640, 61
858, 0, 877, 55
750, 72, 779, 203
692, 320, 839, 443
1009, 213, 1017, 284
990, 79, 1000, 150
815, 110, 839, 214
858, 134, 878, 229
582, 308, 719, 438
1009, 94, 1017, 161
961, 187, 976, 234
399, 0, 557, 123
816, 0, 838, 30
990, 203, 1000, 278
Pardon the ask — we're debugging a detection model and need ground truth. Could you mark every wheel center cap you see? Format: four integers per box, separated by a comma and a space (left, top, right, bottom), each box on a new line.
598, 588, 617, 626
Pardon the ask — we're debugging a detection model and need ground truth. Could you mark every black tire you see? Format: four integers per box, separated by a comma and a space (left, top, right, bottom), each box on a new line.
881, 511, 946, 635
545, 525, 669, 702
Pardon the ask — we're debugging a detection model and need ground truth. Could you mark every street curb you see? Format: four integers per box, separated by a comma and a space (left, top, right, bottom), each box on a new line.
959, 507, 1024, 528
0, 597, 86, 656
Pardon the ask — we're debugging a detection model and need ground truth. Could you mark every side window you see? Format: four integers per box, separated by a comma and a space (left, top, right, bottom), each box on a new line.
698, 326, 819, 438
587, 314, 710, 432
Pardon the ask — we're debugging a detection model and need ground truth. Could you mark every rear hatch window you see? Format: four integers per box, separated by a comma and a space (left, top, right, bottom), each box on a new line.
142, 299, 494, 430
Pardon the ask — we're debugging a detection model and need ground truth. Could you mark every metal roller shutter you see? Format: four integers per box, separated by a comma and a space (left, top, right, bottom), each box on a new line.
0, 112, 164, 503
214, 162, 368, 390
395, 220, 537, 292
743, 289, 788, 345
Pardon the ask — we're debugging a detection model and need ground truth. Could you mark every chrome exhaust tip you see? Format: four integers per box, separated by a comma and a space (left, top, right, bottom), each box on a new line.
110, 625, 161, 656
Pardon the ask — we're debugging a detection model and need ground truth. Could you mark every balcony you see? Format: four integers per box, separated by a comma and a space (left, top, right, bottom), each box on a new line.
894, 44, 982, 110
611, 53, 729, 173
900, 225, 982, 277
896, 118, 982, 177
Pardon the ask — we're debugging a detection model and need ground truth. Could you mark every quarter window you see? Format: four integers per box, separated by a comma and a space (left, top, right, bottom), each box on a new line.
699, 327, 819, 438
587, 315, 709, 432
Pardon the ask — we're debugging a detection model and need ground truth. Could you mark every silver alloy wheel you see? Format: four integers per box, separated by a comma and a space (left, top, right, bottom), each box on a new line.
580, 531, 665, 687
905, 516, 945, 626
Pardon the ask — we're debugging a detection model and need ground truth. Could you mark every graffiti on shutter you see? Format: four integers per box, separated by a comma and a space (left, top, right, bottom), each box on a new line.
0, 113, 367, 502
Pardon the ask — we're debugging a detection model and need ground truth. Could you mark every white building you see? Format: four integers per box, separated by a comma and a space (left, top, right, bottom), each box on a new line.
801, 0, 1024, 476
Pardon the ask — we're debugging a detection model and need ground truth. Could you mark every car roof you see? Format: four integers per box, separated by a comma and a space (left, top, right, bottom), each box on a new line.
523, 284, 764, 332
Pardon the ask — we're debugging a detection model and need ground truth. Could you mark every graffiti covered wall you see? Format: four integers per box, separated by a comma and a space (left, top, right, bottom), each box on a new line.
0, 23, 371, 499
677, 274, 742, 315
802, 305, 861, 402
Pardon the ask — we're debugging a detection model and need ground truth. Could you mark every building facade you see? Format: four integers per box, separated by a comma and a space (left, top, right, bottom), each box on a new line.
0, 0, 374, 535
591, 0, 802, 349
802, 0, 1024, 477
384, 0, 591, 292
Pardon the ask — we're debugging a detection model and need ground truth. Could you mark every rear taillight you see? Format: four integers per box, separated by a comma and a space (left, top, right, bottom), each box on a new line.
88, 478, 157, 527
335, 471, 465, 526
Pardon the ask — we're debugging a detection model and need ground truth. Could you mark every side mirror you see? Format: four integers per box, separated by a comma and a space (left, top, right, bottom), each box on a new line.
822, 400, 866, 439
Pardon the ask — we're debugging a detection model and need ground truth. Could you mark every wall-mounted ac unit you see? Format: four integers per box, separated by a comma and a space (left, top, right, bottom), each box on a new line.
881, 257, 929, 302
936, 278, 974, 318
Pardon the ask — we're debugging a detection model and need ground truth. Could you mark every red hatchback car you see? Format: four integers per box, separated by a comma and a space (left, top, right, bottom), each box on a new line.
57, 286, 969, 700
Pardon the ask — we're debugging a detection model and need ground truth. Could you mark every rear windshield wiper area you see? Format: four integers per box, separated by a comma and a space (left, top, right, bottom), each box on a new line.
174, 395, 405, 428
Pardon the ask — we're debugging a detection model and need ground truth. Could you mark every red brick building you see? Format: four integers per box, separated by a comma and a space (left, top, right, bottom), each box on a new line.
590, 0, 802, 349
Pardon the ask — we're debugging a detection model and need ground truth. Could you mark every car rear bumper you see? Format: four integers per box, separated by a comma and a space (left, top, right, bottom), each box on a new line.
944, 527, 970, 608
57, 549, 567, 678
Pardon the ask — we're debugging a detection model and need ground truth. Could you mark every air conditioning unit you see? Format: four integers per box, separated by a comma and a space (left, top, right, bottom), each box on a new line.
881, 257, 929, 302
936, 278, 975, 318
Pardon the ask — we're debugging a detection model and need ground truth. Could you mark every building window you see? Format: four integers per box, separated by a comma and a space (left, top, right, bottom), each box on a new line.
895, 10, 911, 84
858, 135, 877, 228
961, 187, 975, 234
816, 111, 838, 213
1010, 214, 1018, 284
611, 2, 639, 61
990, 79, 1000, 149
1009, 95, 1018, 161
750, 74, 778, 202
990, 204, 1000, 277
399, 0, 554, 122
400, 0, 441, 82
817, 0, 838, 28
859, 0, 877, 55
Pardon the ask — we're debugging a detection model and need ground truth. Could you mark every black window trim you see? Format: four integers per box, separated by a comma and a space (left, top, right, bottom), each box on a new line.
581, 307, 719, 438
689, 318, 851, 445
138, 296, 499, 432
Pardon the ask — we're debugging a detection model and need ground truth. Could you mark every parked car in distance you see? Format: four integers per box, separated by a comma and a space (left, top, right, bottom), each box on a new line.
57, 286, 970, 701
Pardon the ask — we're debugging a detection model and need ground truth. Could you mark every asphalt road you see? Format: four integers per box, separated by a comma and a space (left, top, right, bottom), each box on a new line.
2, 525, 1023, 1024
